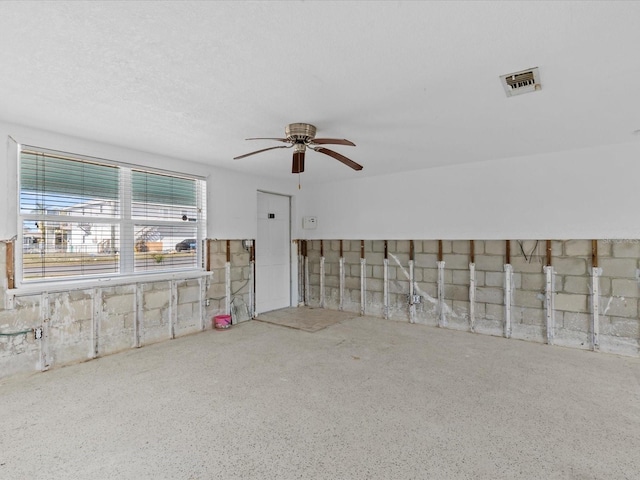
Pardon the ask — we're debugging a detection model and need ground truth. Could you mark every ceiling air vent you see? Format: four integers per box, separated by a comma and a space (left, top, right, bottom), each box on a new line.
500, 67, 541, 97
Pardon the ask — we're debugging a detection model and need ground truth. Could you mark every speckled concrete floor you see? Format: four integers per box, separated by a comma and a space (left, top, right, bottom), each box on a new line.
1, 314, 639, 479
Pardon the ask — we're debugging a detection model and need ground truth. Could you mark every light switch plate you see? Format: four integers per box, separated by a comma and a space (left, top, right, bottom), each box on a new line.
302, 216, 317, 229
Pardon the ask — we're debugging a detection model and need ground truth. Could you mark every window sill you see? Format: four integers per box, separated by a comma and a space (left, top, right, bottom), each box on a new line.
7, 270, 213, 299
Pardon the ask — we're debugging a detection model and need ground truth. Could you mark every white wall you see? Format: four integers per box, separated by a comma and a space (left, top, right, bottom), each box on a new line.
208, 168, 299, 240
298, 141, 640, 240
0, 122, 298, 241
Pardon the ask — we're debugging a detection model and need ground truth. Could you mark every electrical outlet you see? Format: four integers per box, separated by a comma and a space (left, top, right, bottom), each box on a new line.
204, 299, 210, 307
407, 294, 422, 305
34, 328, 43, 340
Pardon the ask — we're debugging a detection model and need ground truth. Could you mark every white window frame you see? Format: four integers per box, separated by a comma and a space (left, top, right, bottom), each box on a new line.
16, 144, 207, 288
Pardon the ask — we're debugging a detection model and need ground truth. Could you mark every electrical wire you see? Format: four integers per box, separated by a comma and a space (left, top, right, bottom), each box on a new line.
517, 240, 539, 263
207, 277, 251, 302
0, 329, 33, 336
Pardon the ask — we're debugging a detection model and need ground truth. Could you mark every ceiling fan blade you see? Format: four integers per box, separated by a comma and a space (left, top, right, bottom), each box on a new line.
233, 145, 292, 160
292, 151, 305, 173
246, 137, 290, 143
313, 147, 363, 171
311, 138, 356, 146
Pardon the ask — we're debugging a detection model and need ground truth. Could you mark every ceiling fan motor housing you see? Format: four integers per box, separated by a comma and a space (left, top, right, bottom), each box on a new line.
286, 123, 316, 143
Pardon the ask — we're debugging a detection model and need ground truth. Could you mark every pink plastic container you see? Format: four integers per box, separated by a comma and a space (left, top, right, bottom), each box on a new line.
213, 314, 232, 329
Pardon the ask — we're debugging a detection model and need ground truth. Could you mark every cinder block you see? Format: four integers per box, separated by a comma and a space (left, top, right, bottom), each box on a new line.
452, 270, 471, 286
344, 277, 360, 290
513, 290, 544, 308
178, 286, 200, 304
484, 240, 505, 256
230, 268, 243, 281
444, 285, 469, 302
209, 254, 227, 269
206, 283, 226, 299
442, 254, 469, 270
597, 240, 612, 257
325, 250, 339, 262
177, 302, 194, 320
372, 265, 384, 279
389, 253, 409, 267
514, 306, 545, 326
599, 277, 611, 296
350, 240, 361, 252
414, 253, 437, 268
553, 257, 587, 276
394, 240, 409, 253
476, 287, 503, 305
599, 258, 638, 279
390, 280, 409, 294
344, 252, 360, 264
555, 293, 589, 313
452, 300, 470, 318
103, 294, 133, 315
563, 276, 590, 295
372, 240, 385, 253
612, 241, 640, 259
350, 289, 361, 303
485, 272, 504, 287
231, 252, 249, 266
474, 254, 505, 272
510, 255, 545, 273
349, 265, 361, 277
601, 316, 640, 338
413, 269, 423, 282
367, 252, 384, 266
387, 266, 397, 280
611, 279, 640, 298
415, 282, 437, 299
443, 269, 452, 283
565, 240, 592, 257
421, 268, 438, 283
472, 240, 485, 254
367, 278, 384, 292
452, 241, 470, 254
485, 303, 504, 321
422, 240, 440, 254
601, 296, 638, 318
562, 311, 591, 332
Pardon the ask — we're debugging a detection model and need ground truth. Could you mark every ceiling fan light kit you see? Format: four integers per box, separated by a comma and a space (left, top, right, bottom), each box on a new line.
234, 123, 362, 175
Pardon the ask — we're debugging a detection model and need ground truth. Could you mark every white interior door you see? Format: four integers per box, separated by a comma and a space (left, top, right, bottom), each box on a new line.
256, 192, 291, 314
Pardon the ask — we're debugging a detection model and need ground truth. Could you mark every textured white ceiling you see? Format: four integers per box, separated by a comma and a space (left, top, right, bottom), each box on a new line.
1, 1, 639, 184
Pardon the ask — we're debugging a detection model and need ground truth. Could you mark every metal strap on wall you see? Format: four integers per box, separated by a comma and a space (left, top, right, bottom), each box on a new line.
339, 240, 344, 311
360, 240, 366, 316
409, 240, 416, 323
591, 240, 600, 352
469, 240, 476, 332
383, 240, 389, 319
320, 240, 325, 308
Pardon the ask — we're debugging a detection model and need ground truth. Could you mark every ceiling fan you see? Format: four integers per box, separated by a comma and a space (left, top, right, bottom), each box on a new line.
234, 123, 363, 174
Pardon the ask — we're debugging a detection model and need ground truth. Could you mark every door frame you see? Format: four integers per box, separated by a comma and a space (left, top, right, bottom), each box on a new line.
256, 190, 297, 314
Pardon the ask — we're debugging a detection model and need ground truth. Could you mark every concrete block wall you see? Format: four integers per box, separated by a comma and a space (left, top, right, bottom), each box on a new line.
343, 240, 363, 314
509, 240, 545, 343
205, 240, 253, 323
300, 238, 640, 358
597, 240, 640, 356
0, 239, 254, 379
